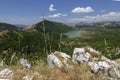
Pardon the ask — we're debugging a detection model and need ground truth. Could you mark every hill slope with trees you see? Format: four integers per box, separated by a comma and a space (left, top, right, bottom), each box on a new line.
0, 22, 20, 31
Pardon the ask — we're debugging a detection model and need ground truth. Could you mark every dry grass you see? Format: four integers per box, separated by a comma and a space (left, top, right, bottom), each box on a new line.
0, 60, 104, 80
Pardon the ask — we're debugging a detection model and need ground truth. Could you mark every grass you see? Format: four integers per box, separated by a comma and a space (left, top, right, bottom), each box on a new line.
0, 60, 104, 80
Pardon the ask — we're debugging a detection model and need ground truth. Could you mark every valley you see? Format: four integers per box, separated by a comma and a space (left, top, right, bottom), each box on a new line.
0, 20, 120, 80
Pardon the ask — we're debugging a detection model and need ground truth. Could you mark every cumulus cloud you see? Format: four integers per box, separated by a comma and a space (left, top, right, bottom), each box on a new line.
71, 12, 120, 23
49, 13, 61, 18
49, 4, 56, 11
72, 7, 94, 13
113, 0, 120, 1
48, 13, 67, 18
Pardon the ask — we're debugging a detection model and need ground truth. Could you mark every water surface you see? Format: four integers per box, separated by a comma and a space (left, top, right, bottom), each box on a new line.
64, 30, 86, 38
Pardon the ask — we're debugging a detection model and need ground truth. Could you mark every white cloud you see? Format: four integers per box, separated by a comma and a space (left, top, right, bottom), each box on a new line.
72, 7, 94, 13
49, 4, 56, 11
48, 13, 67, 18
113, 0, 120, 1
70, 12, 120, 23
49, 13, 61, 18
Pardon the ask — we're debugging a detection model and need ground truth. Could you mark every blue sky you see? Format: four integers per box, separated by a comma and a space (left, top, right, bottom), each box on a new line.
0, 0, 120, 25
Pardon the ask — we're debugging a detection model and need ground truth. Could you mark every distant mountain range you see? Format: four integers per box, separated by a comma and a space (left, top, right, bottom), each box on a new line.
75, 22, 120, 30
0, 20, 120, 32
15, 24, 28, 28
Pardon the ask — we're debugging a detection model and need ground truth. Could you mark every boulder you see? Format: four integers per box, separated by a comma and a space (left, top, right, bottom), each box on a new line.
47, 47, 120, 80
88, 61, 112, 76
47, 51, 71, 68
72, 48, 92, 64
72, 47, 120, 80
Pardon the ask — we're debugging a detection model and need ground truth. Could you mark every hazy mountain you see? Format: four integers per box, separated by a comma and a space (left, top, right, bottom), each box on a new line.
75, 22, 120, 30
15, 24, 28, 28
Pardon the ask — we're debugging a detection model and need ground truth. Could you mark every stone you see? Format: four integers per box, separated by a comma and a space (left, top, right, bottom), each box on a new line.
88, 61, 112, 76
0, 69, 13, 79
23, 75, 33, 80
101, 56, 120, 78
72, 48, 92, 64
20, 58, 31, 70
47, 51, 71, 68
72, 47, 120, 80
47, 47, 120, 80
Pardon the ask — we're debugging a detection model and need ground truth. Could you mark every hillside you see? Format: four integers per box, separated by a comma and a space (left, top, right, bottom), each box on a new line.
0, 22, 19, 31
26, 20, 73, 33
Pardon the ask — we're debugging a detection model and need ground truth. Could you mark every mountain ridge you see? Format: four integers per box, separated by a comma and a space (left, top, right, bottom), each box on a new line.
0, 22, 20, 31
26, 20, 73, 33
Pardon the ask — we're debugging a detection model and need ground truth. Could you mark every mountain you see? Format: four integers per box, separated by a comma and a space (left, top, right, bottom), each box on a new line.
75, 22, 120, 30
26, 20, 73, 33
0, 22, 20, 31
15, 24, 28, 28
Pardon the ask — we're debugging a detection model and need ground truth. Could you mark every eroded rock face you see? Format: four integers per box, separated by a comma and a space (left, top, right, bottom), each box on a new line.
47, 51, 71, 68
0, 68, 13, 79
20, 58, 31, 70
101, 56, 120, 79
72, 48, 92, 64
47, 47, 120, 80
72, 47, 120, 80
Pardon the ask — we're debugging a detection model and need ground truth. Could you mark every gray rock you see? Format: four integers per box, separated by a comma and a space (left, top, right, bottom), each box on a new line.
23, 75, 33, 80
72, 47, 120, 80
47, 47, 120, 80
101, 56, 120, 79
20, 58, 31, 70
0, 68, 13, 79
47, 51, 71, 68
88, 61, 112, 76
72, 48, 92, 64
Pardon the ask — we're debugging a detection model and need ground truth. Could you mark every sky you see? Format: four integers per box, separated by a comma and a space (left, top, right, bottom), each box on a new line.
0, 0, 120, 25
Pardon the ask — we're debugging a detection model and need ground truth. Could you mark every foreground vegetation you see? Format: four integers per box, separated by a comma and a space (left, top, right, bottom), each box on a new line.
0, 59, 104, 80
0, 28, 120, 64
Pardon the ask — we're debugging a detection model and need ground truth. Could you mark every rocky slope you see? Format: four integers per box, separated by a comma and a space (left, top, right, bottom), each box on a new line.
47, 47, 120, 80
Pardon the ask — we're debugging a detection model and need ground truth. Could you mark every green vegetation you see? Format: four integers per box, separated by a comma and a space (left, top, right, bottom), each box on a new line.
63, 29, 120, 59
0, 22, 20, 31
0, 20, 73, 65
34, 20, 73, 33
0, 21, 120, 65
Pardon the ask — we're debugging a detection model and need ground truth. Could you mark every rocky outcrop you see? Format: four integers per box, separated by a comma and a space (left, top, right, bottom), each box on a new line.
47, 47, 120, 80
47, 51, 72, 68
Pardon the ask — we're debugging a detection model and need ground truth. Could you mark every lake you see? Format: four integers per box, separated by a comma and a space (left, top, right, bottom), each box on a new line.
64, 30, 87, 38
